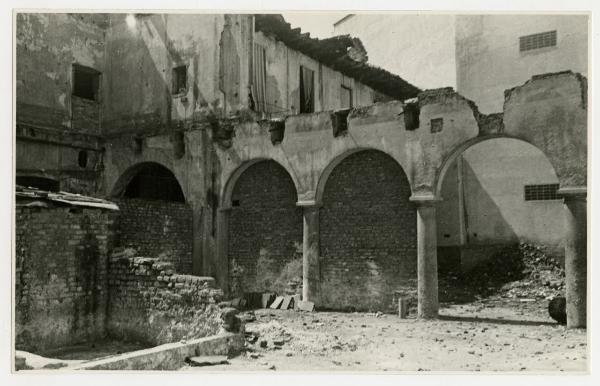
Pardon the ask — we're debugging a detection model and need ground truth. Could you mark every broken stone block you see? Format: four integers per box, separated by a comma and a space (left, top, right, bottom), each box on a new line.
548, 296, 567, 324
221, 307, 242, 332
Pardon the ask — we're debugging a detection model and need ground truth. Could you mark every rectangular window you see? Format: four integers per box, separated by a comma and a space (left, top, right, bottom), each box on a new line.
299, 66, 315, 113
524, 184, 560, 201
251, 44, 267, 113
519, 30, 557, 52
172, 65, 187, 95
341, 85, 353, 109
72, 64, 100, 101
431, 118, 444, 133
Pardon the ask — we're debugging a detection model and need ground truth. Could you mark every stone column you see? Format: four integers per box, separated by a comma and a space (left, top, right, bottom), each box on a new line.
560, 187, 587, 328
411, 196, 439, 319
298, 201, 321, 304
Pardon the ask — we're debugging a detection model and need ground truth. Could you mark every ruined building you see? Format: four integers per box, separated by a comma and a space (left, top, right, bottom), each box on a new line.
15, 12, 587, 348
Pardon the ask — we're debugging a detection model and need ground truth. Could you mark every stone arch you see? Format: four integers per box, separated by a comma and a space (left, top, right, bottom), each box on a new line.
315, 147, 412, 205
110, 161, 185, 202
319, 149, 417, 312
225, 159, 303, 296
220, 158, 301, 209
433, 134, 555, 199
110, 162, 192, 273
434, 134, 563, 283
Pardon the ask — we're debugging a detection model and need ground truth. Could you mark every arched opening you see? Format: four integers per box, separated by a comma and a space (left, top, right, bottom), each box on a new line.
436, 137, 564, 302
319, 150, 416, 312
112, 162, 192, 273
227, 160, 303, 297
119, 162, 185, 202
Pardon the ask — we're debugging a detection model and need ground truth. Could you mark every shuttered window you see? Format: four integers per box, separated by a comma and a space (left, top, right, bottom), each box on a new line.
251, 44, 267, 113
519, 31, 557, 52
341, 85, 353, 109
299, 66, 315, 113
524, 184, 560, 201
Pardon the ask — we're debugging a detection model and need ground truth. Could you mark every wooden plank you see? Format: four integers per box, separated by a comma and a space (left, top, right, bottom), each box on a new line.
297, 300, 315, 312
281, 295, 292, 310
270, 296, 284, 309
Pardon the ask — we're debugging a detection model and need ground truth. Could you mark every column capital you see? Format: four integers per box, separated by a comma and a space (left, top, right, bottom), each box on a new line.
296, 200, 322, 208
409, 194, 441, 205
558, 186, 587, 201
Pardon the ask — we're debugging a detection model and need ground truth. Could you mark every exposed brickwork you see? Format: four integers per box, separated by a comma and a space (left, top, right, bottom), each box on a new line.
107, 250, 224, 346
320, 150, 417, 312
15, 206, 116, 353
228, 161, 303, 296
71, 96, 101, 132
113, 198, 193, 274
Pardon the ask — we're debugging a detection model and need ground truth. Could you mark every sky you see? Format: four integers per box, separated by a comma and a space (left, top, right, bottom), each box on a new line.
281, 13, 348, 39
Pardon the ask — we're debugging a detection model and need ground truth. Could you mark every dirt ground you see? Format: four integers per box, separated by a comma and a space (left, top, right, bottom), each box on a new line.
182, 298, 587, 373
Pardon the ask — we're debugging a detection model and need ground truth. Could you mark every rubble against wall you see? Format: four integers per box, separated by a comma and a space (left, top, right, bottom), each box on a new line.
107, 249, 227, 346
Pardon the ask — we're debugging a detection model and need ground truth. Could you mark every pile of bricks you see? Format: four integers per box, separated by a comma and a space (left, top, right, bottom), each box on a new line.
107, 249, 225, 346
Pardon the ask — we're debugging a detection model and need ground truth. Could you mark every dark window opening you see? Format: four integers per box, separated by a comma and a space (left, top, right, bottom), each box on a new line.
519, 30, 557, 52
299, 66, 315, 113
16, 176, 60, 192
341, 85, 353, 109
78, 150, 88, 168
431, 118, 443, 133
123, 164, 185, 202
172, 65, 187, 95
524, 183, 560, 201
232, 199, 240, 207
72, 64, 100, 101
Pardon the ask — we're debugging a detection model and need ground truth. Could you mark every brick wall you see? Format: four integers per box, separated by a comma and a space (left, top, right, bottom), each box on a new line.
15, 206, 116, 353
107, 249, 224, 346
320, 150, 417, 312
113, 198, 193, 274
228, 161, 303, 296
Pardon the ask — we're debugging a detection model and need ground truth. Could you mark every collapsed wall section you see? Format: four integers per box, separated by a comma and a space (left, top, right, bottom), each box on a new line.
107, 250, 225, 346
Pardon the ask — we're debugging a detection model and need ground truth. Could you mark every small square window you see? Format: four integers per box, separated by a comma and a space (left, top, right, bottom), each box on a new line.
172, 65, 187, 95
72, 64, 100, 101
431, 118, 443, 133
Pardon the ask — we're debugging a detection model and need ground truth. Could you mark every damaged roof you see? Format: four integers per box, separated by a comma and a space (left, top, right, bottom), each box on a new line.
254, 14, 421, 101
16, 185, 119, 211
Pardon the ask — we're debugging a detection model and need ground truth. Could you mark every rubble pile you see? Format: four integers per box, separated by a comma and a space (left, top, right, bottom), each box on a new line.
497, 243, 564, 300
440, 243, 565, 303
